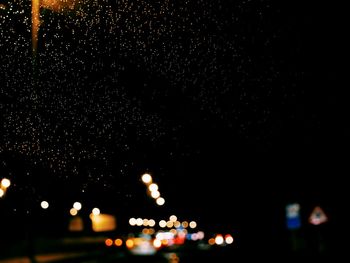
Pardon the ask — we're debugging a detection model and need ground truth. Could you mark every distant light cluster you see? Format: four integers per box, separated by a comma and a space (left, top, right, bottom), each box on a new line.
141, 173, 165, 206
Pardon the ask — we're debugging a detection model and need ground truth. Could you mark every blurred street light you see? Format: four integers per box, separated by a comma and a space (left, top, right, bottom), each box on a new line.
148, 219, 156, 227
73, 201, 82, 211
141, 173, 152, 184
40, 201, 49, 209
156, 197, 165, 206
1, 178, 11, 188
159, 220, 166, 228
70, 208, 78, 216
92, 208, 100, 216
0, 178, 11, 198
169, 215, 177, 222
150, 190, 160, 199
225, 234, 234, 244
189, 221, 197, 229
149, 183, 158, 192
129, 218, 136, 226
215, 234, 224, 245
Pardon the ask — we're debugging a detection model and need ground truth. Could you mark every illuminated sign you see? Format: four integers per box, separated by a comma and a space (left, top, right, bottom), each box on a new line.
286, 203, 301, 230
309, 206, 328, 225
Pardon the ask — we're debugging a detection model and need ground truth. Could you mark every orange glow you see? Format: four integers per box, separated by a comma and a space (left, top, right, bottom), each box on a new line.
91, 214, 116, 232
143, 219, 149, 226
114, 239, 123, 247
68, 216, 83, 232
168, 253, 180, 263
126, 239, 134, 249
148, 228, 155, 235
31, 0, 40, 56
161, 239, 169, 246
142, 228, 149, 235
181, 221, 188, 228
105, 239, 113, 247
208, 238, 215, 245
0, 189, 4, 198
41, 0, 78, 12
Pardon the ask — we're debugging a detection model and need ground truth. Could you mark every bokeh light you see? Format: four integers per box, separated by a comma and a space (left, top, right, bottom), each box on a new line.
141, 173, 152, 184
148, 219, 156, 227
92, 208, 100, 216
143, 218, 149, 226
114, 239, 123, 247
159, 220, 167, 228
136, 218, 143, 226
166, 221, 174, 228
1, 178, 11, 188
153, 239, 162, 248
150, 190, 160, 199
148, 183, 158, 192
105, 238, 113, 247
208, 238, 215, 245
129, 218, 136, 226
126, 239, 134, 249
73, 202, 82, 211
70, 208, 78, 216
169, 215, 177, 222
156, 197, 165, 206
225, 234, 234, 244
189, 221, 197, 229
215, 235, 224, 245
41, 201, 49, 209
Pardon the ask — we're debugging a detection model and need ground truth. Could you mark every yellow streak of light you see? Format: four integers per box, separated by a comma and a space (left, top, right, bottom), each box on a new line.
31, 0, 40, 57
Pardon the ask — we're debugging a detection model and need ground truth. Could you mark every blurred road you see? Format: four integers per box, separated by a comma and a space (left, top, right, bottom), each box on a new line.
0, 245, 336, 263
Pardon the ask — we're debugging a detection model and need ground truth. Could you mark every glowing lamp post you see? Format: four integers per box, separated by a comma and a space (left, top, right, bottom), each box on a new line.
0, 178, 11, 198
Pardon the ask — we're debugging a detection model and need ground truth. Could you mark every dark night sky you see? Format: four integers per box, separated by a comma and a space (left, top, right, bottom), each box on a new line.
0, 0, 348, 238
